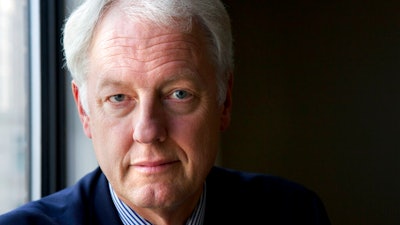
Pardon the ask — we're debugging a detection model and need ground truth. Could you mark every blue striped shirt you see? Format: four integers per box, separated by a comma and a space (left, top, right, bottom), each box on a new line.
109, 183, 206, 225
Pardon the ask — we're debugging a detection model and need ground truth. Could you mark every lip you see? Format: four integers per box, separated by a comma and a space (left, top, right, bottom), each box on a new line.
131, 159, 179, 174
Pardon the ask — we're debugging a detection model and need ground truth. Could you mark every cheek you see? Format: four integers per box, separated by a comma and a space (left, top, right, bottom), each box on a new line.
169, 107, 221, 162
89, 114, 133, 165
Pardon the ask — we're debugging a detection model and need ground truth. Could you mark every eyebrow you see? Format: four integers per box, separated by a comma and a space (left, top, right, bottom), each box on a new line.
162, 69, 202, 85
96, 76, 130, 91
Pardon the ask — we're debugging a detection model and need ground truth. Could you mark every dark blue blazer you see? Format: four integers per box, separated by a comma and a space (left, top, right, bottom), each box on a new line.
0, 167, 331, 224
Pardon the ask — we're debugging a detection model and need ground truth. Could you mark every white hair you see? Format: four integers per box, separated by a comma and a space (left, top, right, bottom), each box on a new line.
63, 0, 234, 112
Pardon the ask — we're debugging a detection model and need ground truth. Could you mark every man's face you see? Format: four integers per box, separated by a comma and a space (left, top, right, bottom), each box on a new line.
72, 7, 232, 213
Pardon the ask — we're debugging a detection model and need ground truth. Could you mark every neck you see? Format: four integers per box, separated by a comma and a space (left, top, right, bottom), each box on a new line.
124, 187, 204, 225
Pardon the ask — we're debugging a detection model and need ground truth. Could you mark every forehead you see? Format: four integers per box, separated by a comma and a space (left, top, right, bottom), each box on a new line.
91, 6, 212, 64
87, 5, 216, 87
90, 4, 206, 52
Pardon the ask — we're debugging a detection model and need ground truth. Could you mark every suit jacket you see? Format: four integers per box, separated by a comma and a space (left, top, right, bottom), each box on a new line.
0, 166, 331, 225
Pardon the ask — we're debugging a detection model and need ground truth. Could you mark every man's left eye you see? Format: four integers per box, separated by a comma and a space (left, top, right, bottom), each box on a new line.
109, 94, 126, 103
172, 90, 190, 100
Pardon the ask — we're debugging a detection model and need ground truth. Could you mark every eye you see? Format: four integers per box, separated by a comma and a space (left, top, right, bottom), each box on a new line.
109, 94, 126, 103
163, 88, 198, 114
171, 90, 190, 100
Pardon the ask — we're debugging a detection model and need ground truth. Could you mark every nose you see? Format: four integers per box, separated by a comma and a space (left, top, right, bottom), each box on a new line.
132, 98, 167, 144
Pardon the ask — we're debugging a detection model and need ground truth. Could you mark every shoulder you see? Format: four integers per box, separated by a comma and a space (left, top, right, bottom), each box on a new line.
205, 166, 331, 224
207, 166, 310, 194
0, 168, 105, 225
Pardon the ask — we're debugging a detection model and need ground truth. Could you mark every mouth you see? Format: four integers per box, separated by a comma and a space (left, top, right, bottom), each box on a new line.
131, 160, 179, 174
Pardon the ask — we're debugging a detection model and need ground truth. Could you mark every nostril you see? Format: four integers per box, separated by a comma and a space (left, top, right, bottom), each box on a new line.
157, 135, 167, 143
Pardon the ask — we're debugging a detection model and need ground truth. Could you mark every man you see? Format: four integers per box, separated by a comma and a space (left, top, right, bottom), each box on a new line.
0, 0, 331, 224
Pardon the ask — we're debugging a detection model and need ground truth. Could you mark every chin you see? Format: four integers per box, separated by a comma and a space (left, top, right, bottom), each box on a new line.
128, 183, 184, 208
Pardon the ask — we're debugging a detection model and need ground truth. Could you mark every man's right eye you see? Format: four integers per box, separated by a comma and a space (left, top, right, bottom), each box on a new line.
109, 94, 126, 103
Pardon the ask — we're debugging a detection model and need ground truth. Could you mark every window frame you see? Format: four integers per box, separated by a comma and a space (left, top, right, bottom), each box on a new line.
29, 0, 67, 199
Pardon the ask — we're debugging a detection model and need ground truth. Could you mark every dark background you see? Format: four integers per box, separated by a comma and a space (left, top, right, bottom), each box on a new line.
220, 1, 400, 225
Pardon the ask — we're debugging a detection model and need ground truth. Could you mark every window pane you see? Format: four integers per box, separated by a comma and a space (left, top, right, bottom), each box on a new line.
0, 0, 29, 213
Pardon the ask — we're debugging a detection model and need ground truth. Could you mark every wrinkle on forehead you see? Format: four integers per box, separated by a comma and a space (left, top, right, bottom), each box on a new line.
92, 3, 196, 48
88, 4, 212, 69
95, 33, 201, 61
100, 31, 200, 49
91, 36, 203, 77
89, 14, 208, 76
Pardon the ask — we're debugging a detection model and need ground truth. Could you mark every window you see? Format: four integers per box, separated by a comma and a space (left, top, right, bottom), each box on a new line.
0, 1, 98, 214
0, 0, 29, 213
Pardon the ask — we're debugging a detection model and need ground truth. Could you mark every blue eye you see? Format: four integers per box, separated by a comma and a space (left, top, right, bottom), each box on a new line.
109, 94, 126, 103
172, 90, 189, 99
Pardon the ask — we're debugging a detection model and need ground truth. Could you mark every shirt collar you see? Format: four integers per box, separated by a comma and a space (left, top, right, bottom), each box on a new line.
109, 183, 206, 225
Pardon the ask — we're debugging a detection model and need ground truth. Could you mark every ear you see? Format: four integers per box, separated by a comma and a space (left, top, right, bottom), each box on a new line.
71, 81, 92, 139
220, 73, 233, 131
